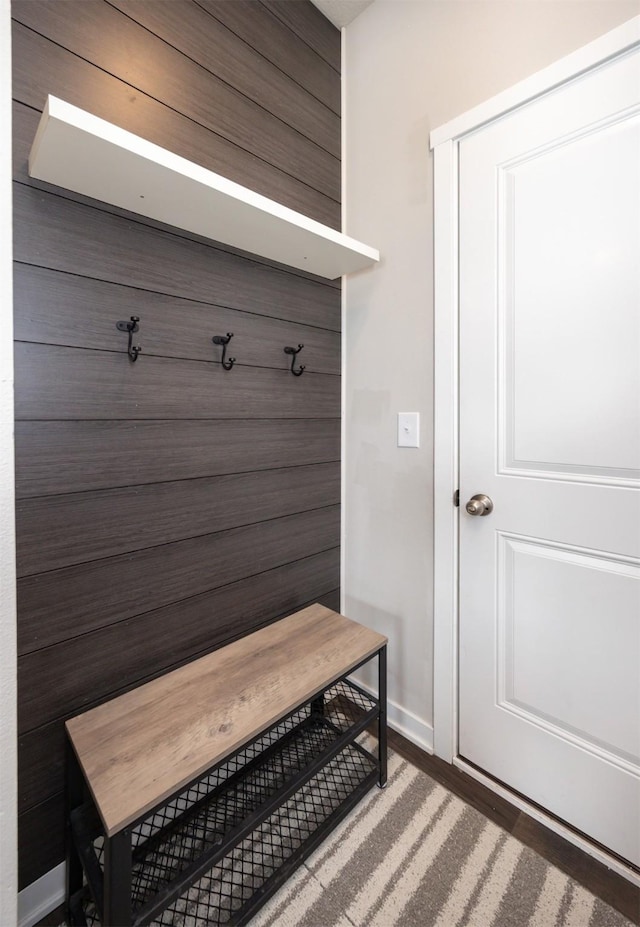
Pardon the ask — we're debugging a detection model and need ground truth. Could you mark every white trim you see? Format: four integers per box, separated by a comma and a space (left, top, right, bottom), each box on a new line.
431, 12, 640, 856
432, 138, 459, 763
351, 675, 434, 754
340, 25, 347, 614
387, 700, 434, 755
454, 759, 640, 888
18, 864, 65, 927
0, 0, 17, 924
430, 15, 640, 148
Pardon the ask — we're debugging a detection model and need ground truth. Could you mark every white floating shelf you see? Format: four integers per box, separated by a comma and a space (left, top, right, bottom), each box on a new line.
29, 96, 380, 281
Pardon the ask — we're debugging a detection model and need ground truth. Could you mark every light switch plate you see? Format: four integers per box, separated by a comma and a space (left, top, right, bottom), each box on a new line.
398, 412, 420, 448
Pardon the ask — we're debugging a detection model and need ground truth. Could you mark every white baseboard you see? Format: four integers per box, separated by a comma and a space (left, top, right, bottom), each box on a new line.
350, 673, 434, 754
387, 699, 434, 754
18, 862, 65, 927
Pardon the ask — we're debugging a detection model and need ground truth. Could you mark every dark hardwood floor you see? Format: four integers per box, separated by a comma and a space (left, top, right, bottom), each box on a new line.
388, 728, 640, 926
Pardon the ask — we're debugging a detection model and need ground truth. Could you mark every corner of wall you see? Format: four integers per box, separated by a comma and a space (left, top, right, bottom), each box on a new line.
339, 2, 436, 754
340, 22, 347, 615
0, 0, 18, 923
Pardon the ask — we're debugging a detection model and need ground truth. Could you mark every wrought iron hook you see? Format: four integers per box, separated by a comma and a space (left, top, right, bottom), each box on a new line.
284, 344, 305, 376
116, 316, 142, 361
212, 333, 236, 370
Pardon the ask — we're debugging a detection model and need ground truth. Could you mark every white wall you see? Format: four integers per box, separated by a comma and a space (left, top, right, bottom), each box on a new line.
342, 0, 639, 750
0, 0, 17, 920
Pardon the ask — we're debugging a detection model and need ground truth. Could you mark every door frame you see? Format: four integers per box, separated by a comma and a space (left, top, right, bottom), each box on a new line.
430, 14, 640, 881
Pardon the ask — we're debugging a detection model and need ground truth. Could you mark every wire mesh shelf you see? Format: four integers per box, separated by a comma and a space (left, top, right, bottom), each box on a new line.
77, 740, 376, 926
72, 678, 379, 926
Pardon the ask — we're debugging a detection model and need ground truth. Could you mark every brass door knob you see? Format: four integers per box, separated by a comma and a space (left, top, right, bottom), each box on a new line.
466, 494, 493, 516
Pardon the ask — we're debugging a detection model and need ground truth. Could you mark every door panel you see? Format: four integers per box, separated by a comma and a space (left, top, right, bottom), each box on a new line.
459, 47, 640, 865
498, 533, 639, 767
500, 116, 640, 483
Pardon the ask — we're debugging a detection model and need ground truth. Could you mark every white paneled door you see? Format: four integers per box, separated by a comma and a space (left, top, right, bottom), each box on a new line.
458, 47, 640, 866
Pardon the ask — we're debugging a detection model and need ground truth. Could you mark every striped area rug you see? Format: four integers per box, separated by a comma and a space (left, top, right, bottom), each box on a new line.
252, 747, 634, 927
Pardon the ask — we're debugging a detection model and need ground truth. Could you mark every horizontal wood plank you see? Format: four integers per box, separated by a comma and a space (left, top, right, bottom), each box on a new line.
18, 503, 340, 655
66, 604, 385, 835
316, 588, 340, 612
14, 342, 340, 421
11, 3, 339, 198
18, 794, 64, 890
18, 723, 66, 812
19, 548, 340, 732
107, 0, 340, 157
14, 418, 340, 498
12, 37, 340, 228
17, 464, 339, 577
13, 185, 341, 329
13, 264, 341, 372
262, 0, 340, 72
196, 0, 340, 114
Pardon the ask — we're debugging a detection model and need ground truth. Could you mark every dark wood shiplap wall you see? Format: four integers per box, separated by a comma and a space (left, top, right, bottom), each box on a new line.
12, 0, 341, 889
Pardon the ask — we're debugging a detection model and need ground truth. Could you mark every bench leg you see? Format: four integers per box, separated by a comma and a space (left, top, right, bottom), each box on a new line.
104, 828, 132, 926
378, 645, 388, 788
65, 741, 84, 924
310, 694, 325, 721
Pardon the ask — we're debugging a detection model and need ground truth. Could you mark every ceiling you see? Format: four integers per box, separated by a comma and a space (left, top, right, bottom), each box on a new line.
311, 0, 374, 28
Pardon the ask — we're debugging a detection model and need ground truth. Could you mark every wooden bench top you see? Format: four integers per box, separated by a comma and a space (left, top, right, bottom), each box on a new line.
66, 604, 387, 836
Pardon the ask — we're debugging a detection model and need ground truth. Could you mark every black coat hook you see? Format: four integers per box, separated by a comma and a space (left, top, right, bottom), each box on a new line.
116, 316, 142, 361
284, 344, 305, 376
212, 332, 235, 370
